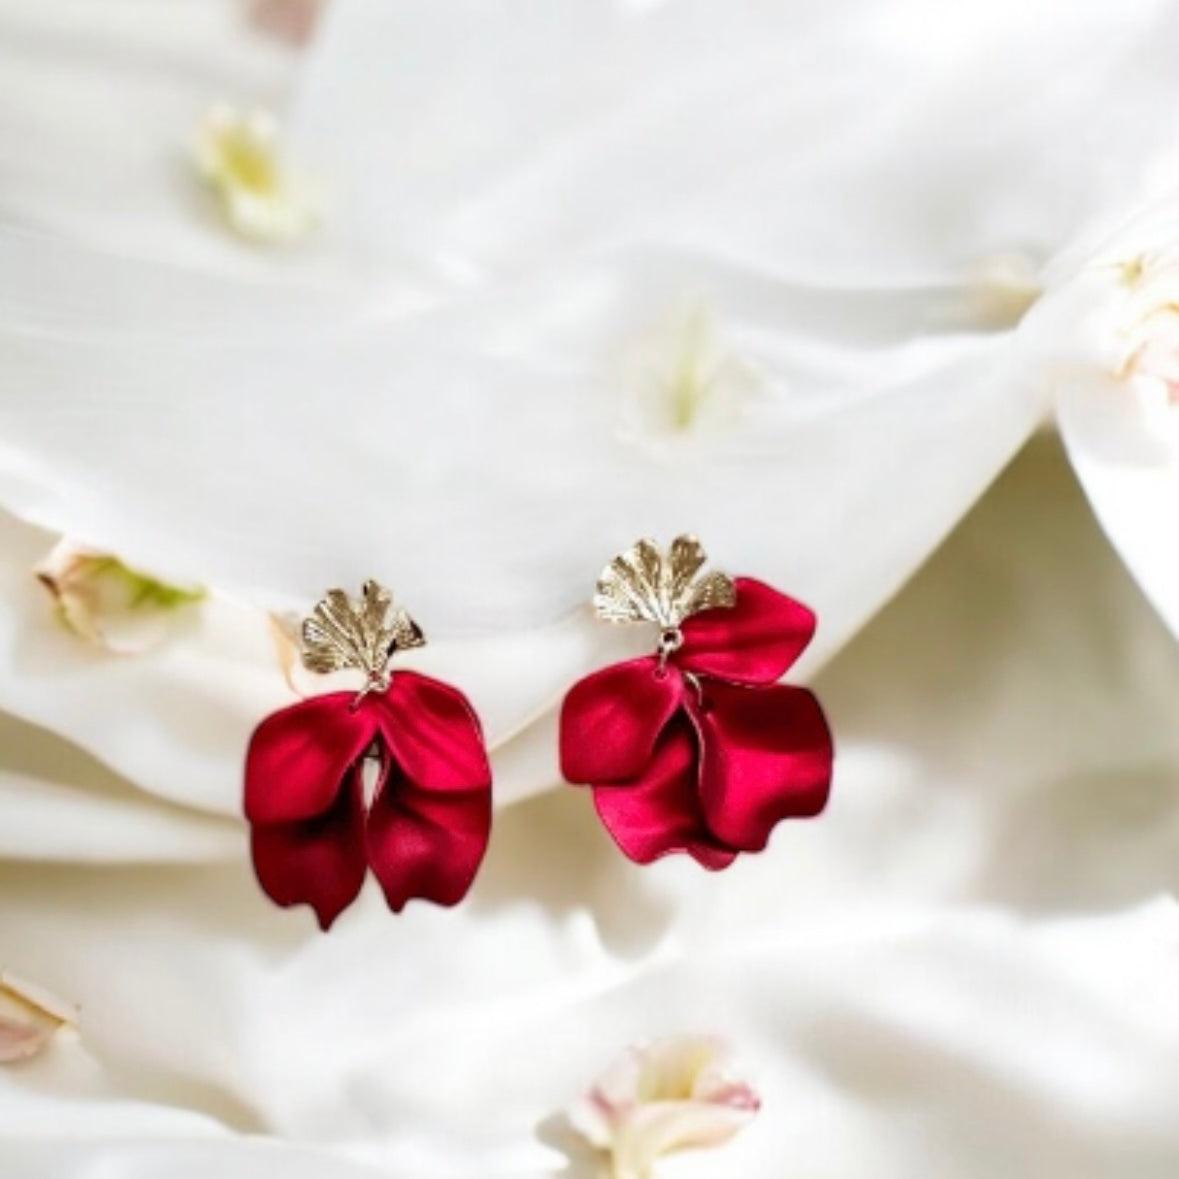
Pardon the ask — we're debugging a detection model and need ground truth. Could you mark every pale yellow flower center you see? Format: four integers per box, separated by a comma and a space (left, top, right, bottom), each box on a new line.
666, 308, 716, 432
635, 1042, 713, 1102
216, 126, 280, 196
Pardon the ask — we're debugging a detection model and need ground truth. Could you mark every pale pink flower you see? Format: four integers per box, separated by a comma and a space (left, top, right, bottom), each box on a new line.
249, 0, 328, 47
567, 1036, 760, 1179
1086, 242, 1179, 446
0, 972, 75, 1064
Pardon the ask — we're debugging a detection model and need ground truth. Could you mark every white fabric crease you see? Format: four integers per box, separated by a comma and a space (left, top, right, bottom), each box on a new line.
1, 1, 1179, 1176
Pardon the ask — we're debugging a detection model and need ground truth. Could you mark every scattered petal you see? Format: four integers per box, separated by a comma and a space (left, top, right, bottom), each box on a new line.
1110, 253, 1179, 449
34, 540, 205, 654
249, 0, 327, 47
193, 104, 317, 243
568, 1036, 760, 1179
0, 972, 75, 1064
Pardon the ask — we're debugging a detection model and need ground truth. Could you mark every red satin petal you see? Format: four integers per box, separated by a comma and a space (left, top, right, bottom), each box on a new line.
592, 716, 735, 870
250, 766, 368, 930
560, 657, 684, 784
244, 692, 378, 824
691, 681, 832, 851
679, 577, 816, 685
366, 760, 492, 911
365, 671, 493, 911
377, 672, 492, 793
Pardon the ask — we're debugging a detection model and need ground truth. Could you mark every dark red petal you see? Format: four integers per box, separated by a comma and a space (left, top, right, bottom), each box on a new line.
377, 672, 492, 793
679, 577, 816, 685
691, 681, 832, 851
366, 759, 492, 911
560, 657, 683, 784
244, 692, 378, 824
365, 671, 493, 911
592, 716, 735, 870
250, 766, 367, 930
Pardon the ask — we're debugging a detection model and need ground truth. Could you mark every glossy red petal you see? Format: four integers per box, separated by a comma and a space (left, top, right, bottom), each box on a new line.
250, 766, 368, 930
365, 671, 493, 911
244, 692, 378, 824
691, 681, 833, 852
366, 760, 492, 911
378, 672, 492, 793
592, 716, 735, 870
679, 578, 816, 685
560, 657, 684, 784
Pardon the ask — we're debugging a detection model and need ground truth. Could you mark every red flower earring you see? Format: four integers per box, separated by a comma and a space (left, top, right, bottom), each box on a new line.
244, 581, 492, 929
559, 537, 833, 868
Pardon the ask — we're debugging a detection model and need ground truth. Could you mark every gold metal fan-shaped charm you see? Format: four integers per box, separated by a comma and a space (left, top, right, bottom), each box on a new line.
301, 580, 424, 684
594, 535, 735, 632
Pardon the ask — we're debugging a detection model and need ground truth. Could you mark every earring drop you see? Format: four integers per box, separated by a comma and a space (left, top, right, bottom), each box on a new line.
243, 580, 492, 929
559, 536, 832, 868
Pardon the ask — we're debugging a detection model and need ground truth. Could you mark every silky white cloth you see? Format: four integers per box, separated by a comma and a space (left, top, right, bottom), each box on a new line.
2, 1, 1179, 1176
0, 0, 1055, 640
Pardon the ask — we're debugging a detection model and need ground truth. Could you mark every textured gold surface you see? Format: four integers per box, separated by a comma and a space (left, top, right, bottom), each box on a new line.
593, 535, 735, 629
301, 580, 424, 677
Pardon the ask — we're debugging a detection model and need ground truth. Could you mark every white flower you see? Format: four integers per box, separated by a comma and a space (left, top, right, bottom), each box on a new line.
193, 105, 316, 243
0, 972, 75, 1064
1023, 196, 1179, 643
1106, 250, 1179, 446
35, 540, 205, 654
248, 0, 328, 47
1032, 223, 1179, 453
567, 1036, 760, 1179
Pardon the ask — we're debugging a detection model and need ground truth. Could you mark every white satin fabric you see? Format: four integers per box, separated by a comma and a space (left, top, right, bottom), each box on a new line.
2, 1, 1179, 1176
3, 435, 1179, 1178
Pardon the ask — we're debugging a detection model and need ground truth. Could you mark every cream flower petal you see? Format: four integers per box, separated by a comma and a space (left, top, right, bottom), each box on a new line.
1023, 195, 1179, 643
34, 540, 205, 654
193, 105, 317, 244
0, 972, 74, 1064
610, 1101, 757, 1179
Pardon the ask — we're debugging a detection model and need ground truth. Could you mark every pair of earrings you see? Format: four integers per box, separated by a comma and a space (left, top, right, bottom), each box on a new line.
243, 536, 834, 929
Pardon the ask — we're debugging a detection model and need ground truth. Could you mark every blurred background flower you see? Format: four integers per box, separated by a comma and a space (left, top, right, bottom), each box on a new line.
1, 2, 1179, 1177
567, 1036, 760, 1179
